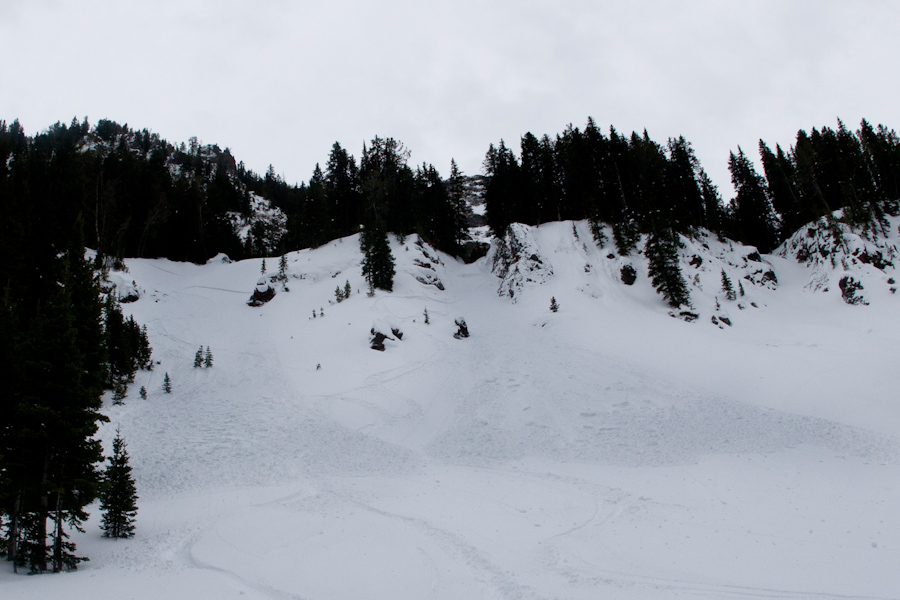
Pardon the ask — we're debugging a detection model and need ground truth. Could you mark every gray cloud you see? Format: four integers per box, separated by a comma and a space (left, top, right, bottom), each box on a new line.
2, 0, 898, 195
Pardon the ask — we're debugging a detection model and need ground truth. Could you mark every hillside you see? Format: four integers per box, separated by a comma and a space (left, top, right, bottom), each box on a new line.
4, 220, 900, 599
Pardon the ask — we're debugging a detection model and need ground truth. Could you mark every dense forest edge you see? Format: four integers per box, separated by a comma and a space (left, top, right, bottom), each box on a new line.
2, 115, 900, 572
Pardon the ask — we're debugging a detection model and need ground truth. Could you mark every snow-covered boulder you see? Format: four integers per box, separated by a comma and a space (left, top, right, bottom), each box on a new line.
247, 276, 276, 306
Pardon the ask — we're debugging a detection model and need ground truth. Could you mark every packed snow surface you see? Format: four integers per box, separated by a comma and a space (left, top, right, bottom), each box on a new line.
5, 221, 900, 599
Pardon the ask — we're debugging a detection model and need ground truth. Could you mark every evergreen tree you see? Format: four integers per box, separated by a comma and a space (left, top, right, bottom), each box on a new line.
721, 269, 737, 301
335, 285, 344, 303
343, 280, 352, 299
278, 254, 288, 281
193, 346, 203, 368
139, 386, 147, 400
260, 258, 267, 275
163, 373, 172, 394
204, 347, 213, 368
550, 297, 559, 312
99, 428, 138, 539
1, 249, 108, 573
612, 209, 640, 255
137, 325, 152, 370
728, 148, 779, 252
112, 379, 127, 405
324, 141, 362, 238
424, 307, 430, 324
645, 227, 691, 308
359, 221, 395, 293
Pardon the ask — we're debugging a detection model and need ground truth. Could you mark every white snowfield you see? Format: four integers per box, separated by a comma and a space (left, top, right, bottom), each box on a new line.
5, 220, 900, 599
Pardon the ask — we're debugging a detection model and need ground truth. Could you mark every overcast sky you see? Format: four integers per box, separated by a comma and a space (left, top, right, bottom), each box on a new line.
2, 0, 898, 196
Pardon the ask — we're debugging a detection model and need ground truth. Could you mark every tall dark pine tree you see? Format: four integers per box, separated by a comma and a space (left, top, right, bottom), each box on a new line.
2, 250, 108, 573
360, 220, 395, 293
728, 148, 779, 252
483, 140, 522, 237
759, 140, 807, 236
446, 159, 470, 251
645, 226, 691, 308
325, 142, 362, 238
99, 428, 138, 539
664, 136, 705, 232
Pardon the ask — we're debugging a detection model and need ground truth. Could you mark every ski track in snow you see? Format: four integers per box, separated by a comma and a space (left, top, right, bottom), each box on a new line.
6, 223, 900, 600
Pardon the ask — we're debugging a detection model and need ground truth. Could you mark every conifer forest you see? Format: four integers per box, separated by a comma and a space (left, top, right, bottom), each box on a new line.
2, 114, 900, 572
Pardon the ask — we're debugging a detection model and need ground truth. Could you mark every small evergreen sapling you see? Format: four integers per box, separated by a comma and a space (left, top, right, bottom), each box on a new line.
203, 346, 213, 368
112, 379, 127, 405
721, 270, 737, 301
260, 258, 267, 275
424, 307, 430, 324
278, 254, 288, 281
139, 386, 147, 400
163, 373, 172, 394
335, 285, 344, 303
99, 428, 138, 539
344, 280, 352, 299
550, 297, 559, 312
193, 346, 204, 368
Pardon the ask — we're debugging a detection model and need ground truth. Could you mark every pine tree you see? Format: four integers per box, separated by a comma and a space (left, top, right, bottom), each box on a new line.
163, 373, 172, 394
193, 346, 203, 368
344, 280, 352, 299
203, 346, 213, 368
260, 258, 267, 275
137, 325, 152, 370
112, 379, 127, 405
728, 148, 779, 252
335, 285, 344, 303
645, 228, 691, 308
424, 307, 430, 324
139, 386, 147, 400
278, 254, 288, 281
99, 428, 138, 539
550, 297, 559, 312
360, 221, 395, 292
721, 270, 736, 301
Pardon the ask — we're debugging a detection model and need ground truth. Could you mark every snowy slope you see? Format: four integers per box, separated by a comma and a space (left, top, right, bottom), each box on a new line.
4, 222, 900, 600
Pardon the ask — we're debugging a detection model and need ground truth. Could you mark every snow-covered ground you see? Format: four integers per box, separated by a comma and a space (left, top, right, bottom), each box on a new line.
5, 221, 900, 599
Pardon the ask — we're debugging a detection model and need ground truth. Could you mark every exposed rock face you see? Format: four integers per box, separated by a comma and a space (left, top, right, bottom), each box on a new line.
776, 214, 898, 301
489, 224, 553, 300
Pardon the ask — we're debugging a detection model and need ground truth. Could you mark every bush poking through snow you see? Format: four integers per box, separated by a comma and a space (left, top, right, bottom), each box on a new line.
839, 276, 868, 305
550, 297, 559, 312
620, 264, 637, 285
369, 328, 393, 351
454, 318, 469, 339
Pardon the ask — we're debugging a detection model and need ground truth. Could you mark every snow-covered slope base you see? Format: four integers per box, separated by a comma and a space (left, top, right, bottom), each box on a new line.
5, 223, 900, 600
